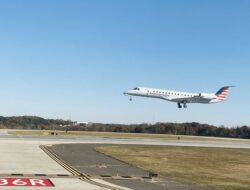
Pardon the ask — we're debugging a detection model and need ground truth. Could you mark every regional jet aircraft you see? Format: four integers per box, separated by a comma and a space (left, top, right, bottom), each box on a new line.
124, 86, 234, 108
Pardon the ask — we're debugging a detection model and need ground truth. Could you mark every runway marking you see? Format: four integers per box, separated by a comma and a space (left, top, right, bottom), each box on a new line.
0, 174, 76, 178
40, 145, 171, 189
0, 178, 54, 187
40, 145, 127, 190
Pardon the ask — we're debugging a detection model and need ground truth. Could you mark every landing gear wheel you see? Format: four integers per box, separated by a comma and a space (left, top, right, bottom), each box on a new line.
183, 103, 187, 108
178, 103, 182, 108
129, 96, 132, 101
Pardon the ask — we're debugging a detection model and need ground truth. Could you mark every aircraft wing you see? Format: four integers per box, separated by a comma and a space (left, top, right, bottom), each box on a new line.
169, 97, 194, 103
170, 95, 214, 103
161, 94, 214, 103
161, 96, 193, 103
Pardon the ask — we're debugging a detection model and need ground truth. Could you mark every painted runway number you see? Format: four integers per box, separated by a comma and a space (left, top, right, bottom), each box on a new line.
0, 178, 54, 187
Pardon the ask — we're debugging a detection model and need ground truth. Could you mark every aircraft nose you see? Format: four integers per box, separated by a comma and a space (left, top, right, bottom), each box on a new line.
123, 91, 128, 96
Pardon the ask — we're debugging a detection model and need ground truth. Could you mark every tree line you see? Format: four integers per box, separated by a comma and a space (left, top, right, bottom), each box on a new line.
0, 116, 249, 139
0, 116, 71, 130
85, 122, 250, 139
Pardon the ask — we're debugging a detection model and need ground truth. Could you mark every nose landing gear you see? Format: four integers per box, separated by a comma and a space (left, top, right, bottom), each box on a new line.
129, 96, 132, 101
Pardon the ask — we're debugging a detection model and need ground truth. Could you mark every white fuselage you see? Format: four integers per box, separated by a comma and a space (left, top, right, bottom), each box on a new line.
124, 87, 222, 105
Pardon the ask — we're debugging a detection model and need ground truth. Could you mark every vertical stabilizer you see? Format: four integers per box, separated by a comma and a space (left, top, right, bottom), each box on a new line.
215, 86, 234, 101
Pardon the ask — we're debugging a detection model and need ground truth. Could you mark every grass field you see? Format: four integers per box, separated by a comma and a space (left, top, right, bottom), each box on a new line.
7, 130, 250, 142
96, 145, 250, 190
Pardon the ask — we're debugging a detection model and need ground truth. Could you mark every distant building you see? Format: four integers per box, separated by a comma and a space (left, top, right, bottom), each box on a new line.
74, 121, 89, 128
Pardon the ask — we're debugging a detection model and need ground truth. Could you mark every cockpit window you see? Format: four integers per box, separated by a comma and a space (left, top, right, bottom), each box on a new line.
133, 87, 140, 90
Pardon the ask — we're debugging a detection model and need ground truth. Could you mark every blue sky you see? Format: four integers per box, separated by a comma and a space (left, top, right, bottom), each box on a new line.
0, 0, 249, 126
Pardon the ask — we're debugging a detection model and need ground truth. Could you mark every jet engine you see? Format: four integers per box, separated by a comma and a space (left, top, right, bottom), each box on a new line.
199, 93, 216, 99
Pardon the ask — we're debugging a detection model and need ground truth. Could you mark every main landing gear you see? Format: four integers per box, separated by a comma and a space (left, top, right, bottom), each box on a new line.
178, 102, 182, 108
129, 96, 132, 101
178, 102, 187, 108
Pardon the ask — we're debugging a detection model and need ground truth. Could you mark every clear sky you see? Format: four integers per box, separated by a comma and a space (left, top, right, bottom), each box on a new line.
0, 0, 249, 126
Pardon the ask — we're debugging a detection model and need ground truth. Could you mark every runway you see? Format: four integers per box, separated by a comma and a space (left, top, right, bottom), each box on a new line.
1, 132, 250, 149
0, 130, 249, 190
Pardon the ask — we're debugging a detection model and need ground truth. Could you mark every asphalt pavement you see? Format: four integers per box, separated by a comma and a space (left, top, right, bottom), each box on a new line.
0, 130, 249, 190
49, 143, 213, 190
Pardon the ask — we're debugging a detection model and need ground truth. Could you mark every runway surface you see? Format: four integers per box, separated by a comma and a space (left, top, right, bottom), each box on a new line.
49, 143, 212, 190
1, 134, 250, 149
0, 130, 249, 190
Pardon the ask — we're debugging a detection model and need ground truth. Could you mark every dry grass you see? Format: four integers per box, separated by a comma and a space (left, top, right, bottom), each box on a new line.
7, 130, 250, 143
96, 145, 250, 190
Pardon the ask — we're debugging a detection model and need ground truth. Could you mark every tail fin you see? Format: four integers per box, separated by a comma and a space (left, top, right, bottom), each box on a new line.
215, 86, 234, 101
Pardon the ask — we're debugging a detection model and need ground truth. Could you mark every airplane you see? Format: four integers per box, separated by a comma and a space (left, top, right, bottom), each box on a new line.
123, 86, 234, 108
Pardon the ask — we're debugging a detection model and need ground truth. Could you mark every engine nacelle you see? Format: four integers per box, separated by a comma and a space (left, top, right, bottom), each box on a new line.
199, 93, 216, 99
